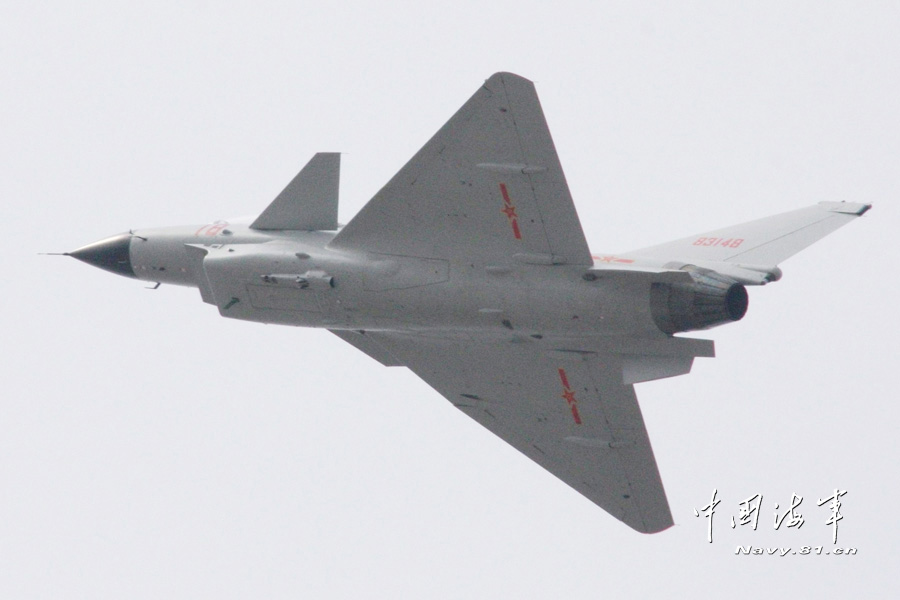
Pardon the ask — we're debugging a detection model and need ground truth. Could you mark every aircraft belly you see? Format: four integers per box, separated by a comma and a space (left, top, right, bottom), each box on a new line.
348, 272, 659, 337
246, 284, 322, 312
187, 237, 662, 338
362, 254, 449, 291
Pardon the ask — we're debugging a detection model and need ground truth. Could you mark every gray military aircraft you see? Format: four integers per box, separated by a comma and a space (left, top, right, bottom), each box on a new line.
67, 72, 870, 533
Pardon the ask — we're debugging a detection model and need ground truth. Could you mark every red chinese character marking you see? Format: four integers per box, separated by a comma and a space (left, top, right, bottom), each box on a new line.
592, 255, 635, 264
499, 183, 522, 240
194, 220, 229, 237
557, 368, 582, 425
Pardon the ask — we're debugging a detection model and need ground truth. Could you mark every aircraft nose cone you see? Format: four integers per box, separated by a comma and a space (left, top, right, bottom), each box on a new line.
69, 233, 136, 279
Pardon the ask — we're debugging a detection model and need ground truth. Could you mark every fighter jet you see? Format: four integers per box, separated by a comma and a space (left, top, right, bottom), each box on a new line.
67, 72, 870, 533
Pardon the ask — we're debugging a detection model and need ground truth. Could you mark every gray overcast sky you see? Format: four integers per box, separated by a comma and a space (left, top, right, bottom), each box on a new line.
3, 1, 897, 597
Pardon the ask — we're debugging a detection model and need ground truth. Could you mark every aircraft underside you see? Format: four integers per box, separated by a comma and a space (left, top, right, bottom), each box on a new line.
67, 73, 870, 533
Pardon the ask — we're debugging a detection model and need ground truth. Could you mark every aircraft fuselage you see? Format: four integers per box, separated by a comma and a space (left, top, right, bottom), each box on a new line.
119, 220, 661, 340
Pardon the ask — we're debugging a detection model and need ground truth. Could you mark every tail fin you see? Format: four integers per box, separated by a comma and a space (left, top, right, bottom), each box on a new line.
622, 202, 871, 284
251, 153, 340, 231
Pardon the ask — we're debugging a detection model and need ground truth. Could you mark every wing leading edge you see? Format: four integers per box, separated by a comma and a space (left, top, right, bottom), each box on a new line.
353, 332, 674, 534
